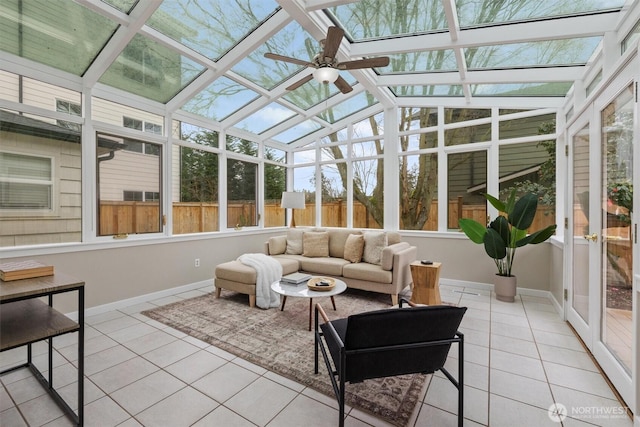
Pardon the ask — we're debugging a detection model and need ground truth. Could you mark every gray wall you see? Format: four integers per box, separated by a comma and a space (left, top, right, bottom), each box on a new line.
403, 234, 554, 292
14, 231, 560, 314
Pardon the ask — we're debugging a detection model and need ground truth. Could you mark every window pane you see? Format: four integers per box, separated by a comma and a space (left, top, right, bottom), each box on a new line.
227, 159, 257, 228
448, 151, 487, 229
445, 108, 491, 124
294, 150, 315, 164
399, 107, 438, 131
499, 113, 555, 139
174, 147, 219, 234
264, 163, 286, 228
293, 166, 315, 226
400, 132, 437, 151
499, 141, 556, 225
400, 154, 437, 231
178, 122, 219, 148
93, 97, 164, 130
353, 159, 383, 229
445, 123, 491, 146
97, 133, 162, 236
226, 135, 257, 156
321, 164, 347, 227
1, 111, 81, 247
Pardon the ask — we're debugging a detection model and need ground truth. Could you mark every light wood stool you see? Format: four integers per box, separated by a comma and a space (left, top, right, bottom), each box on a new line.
409, 261, 442, 305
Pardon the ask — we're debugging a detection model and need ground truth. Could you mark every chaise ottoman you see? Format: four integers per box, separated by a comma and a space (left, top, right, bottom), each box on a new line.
214, 258, 299, 307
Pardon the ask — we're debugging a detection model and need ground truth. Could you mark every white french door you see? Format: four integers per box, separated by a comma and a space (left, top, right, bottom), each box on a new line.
567, 66, 637, 413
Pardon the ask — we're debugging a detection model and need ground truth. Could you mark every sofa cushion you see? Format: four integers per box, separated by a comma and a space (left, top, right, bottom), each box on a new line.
216, 258, 299, 284
343, 262, 393, 284
303, 231, 329, 257
328, 229, 361, 258
285, 228, 304, 255
343, 234, 365, 263
362, 231, 387, 265
300, 257, 349, 276
381, 242, 410, 270
268, 236, 287, 255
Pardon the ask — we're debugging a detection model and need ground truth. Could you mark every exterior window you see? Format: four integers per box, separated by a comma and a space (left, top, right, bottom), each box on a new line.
227, 159, 257, 228
0, 152, 52, 209
226, 135, 257, 156
56, 99, 81, 131
123, 116, 163, 136
97, 132, 162, 236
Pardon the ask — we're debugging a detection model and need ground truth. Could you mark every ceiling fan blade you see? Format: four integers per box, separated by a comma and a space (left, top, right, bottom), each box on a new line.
338, 56, 390, 70
334, 76, 353, 94
322, 26, 344, 61
285, 74, 314, 91
264, 52, 314, 68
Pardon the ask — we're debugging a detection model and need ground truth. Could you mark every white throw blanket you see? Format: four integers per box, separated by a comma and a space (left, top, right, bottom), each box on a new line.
237, 253, 282, 309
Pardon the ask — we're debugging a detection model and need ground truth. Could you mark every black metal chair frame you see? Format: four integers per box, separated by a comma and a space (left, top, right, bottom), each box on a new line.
314, 299, 464, 427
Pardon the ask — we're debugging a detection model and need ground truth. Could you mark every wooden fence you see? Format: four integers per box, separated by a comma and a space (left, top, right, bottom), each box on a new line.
99, 200, 556, 235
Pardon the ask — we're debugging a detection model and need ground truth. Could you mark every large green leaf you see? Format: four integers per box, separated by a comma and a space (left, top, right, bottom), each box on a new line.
516, 225, 557, 246
503, 188, 517, 216
484, 228, 507, 259
458, 218, 487, 244
510, 193, 538, 230
484, 193, 505, 212
489, 216, 510, 246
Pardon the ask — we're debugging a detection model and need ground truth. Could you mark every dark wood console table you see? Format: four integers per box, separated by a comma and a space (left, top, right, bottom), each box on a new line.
0, 272, 84, 426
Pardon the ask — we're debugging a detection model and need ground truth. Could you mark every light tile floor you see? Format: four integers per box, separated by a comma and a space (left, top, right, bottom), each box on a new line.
0, 283, 634, 427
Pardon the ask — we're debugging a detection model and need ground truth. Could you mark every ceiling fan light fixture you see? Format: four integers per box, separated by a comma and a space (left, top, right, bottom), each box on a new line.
313, 66, 339, 84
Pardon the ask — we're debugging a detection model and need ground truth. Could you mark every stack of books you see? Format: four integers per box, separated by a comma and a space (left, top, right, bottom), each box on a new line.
281, 272, 312, 285
0, 260, 54, 281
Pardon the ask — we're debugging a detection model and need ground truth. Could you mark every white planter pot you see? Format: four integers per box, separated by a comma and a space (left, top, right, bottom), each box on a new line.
494, 275, 517, 302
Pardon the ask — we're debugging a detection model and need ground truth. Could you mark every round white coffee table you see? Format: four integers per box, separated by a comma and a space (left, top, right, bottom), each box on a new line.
271, 278, 347, 331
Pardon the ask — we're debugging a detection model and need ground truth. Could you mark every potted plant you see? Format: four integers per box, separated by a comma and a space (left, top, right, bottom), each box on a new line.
458, 190, 557, 302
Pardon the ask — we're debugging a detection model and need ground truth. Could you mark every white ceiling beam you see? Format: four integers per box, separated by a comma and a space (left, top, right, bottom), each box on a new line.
394, 96, 564, 109
377, 66, 586, 86
351, 12, 621, 56
304, 0, 358, 11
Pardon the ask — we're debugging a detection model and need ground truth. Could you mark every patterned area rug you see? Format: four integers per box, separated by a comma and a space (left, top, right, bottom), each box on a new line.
142, 288, 427, 426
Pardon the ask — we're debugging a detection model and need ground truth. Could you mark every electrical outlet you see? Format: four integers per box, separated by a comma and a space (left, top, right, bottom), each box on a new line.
194, 258, 200, 268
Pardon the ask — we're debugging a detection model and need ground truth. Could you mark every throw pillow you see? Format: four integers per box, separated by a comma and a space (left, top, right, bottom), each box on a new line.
303, 231, 329, 257
362, 231, 387, 265
268, 236, 287, 255
285, 228, 304, 255
343, 234, 365, 263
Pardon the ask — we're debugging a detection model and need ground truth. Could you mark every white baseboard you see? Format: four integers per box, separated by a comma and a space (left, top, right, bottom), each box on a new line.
65, 279, 214, 320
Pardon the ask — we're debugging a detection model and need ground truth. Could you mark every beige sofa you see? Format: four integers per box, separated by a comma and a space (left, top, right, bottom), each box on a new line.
214, 228, 416, 306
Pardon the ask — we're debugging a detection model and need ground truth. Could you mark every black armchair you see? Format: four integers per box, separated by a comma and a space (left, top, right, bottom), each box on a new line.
314, 299, 466, 427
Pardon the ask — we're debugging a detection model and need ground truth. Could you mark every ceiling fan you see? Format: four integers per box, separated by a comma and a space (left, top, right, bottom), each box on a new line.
264, 26, 390, 94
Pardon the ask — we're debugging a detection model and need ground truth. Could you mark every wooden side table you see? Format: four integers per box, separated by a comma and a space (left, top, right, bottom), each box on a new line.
410, 261, 442, 305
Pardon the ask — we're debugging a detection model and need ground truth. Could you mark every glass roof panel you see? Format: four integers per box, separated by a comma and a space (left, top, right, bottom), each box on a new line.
317, 91, 378, 124
329, 0, 447, 40
232, 21, 315, 90
99, 33, 205, 103
380, 51, 458, 74
390, 85, 464, 96
0, 0, 118, 76
181, 76, 260, 122
471, 82, 573, 96
233, 102, 296, 134
466, 37, 602, 69
100, 0, 137, 14
272, 119, 323, 144
146, 0, 279, 61
456, 0, 626, 27
283, 75, 358, 110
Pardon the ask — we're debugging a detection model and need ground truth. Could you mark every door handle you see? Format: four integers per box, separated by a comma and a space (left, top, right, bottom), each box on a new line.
583, 233, 598, 241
